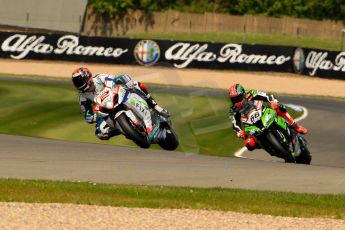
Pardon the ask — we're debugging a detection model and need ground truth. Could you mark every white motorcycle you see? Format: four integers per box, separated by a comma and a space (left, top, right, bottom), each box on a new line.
95, 82, 179, 150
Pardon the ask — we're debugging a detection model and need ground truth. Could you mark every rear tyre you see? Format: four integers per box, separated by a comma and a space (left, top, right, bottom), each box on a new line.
117, 113, 150, 148
295, 147, 312, 165
158, 128, 179, 151
266, 131, 295, 163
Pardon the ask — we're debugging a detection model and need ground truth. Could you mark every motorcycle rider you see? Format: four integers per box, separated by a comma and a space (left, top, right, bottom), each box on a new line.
228, 83, 308, 151
71, 67, 169, 140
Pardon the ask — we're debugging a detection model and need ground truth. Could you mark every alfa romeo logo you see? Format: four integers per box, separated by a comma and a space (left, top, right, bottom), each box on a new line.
134, 40, 160, 66
293, 48, 305, 74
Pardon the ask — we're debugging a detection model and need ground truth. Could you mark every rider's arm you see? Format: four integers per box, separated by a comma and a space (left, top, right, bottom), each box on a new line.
78, 92, 95, 123
229, 107, 245, 138
249, 89, 281, 110
249, 89, 277, 103
115, 74, 149, 94
114, 74, 168, 114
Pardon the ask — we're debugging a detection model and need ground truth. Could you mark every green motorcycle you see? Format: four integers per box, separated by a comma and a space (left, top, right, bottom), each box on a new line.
241, 100, 312, 164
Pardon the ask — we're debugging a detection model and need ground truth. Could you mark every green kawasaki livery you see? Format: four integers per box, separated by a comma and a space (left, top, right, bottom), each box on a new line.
241, 100, 311, 164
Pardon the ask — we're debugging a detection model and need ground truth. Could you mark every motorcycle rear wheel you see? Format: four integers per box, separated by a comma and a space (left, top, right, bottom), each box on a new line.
158, 128, 179, 151
295, 147, 312, 165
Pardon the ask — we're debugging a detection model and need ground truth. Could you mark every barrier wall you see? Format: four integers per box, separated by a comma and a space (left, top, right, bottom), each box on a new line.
0, 0, 87, 33
83, 9, 344, 41
0, 3, 343, 41
0, 32, 344, 80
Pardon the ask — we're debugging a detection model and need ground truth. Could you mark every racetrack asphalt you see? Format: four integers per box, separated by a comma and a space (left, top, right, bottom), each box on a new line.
1, 134, 345, 194
0, 77, 344, 194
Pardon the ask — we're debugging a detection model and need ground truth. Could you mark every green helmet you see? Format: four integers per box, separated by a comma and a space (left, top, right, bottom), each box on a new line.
229, 83, 245, 107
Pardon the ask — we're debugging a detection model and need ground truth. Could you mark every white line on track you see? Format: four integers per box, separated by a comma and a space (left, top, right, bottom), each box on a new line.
234, 105, 308, 158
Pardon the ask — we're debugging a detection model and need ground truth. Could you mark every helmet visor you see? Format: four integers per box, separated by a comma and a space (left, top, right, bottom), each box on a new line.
231, 94, 244, 104
72, 75, 87, 91
72, 70, 92, 92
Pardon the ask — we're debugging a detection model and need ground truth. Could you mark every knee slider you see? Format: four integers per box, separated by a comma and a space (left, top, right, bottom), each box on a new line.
244, 136, 256, 151
95, 120, 110, 140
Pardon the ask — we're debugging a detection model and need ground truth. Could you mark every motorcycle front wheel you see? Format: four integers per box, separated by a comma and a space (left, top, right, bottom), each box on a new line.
265, 131, 295, 163
117, 113, 150, 149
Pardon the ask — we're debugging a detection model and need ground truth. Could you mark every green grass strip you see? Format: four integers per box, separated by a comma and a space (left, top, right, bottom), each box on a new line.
120, 32, 343, 51
0, 76, 303, 157
1, 178, 344, 219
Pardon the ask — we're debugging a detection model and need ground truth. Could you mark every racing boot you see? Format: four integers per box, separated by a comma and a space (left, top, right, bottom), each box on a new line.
146, 94, 170, 117
277, 110, 308, 135
153, 104, 170, 117
95, 118, 121, 140
291, 122, 308, 135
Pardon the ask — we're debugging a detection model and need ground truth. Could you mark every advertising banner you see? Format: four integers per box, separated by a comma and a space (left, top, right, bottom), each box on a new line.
292, 47, 345, 79
0, 31, 344, 79
0, 32, 133, 64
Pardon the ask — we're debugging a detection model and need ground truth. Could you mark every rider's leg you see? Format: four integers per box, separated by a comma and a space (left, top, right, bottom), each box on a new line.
95, 115, 121, 140
138, 82, 170, 117
146, 94, 170, 117
277, 106, 307, 135
95, 118, 111, 140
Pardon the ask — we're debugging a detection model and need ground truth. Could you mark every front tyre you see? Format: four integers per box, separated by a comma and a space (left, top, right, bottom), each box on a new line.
266, 131, 295, 163
117, 113, 150, 148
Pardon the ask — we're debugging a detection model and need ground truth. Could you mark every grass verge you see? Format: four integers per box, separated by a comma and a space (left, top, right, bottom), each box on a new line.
0, 77, 242, 156
0, 76, 303, 156
1, 178, 345, 219
120, 32, 343, 51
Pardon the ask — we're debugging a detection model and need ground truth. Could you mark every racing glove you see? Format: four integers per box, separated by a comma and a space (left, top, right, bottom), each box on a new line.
270, 101, 279, 110
236, 130, 246, 139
